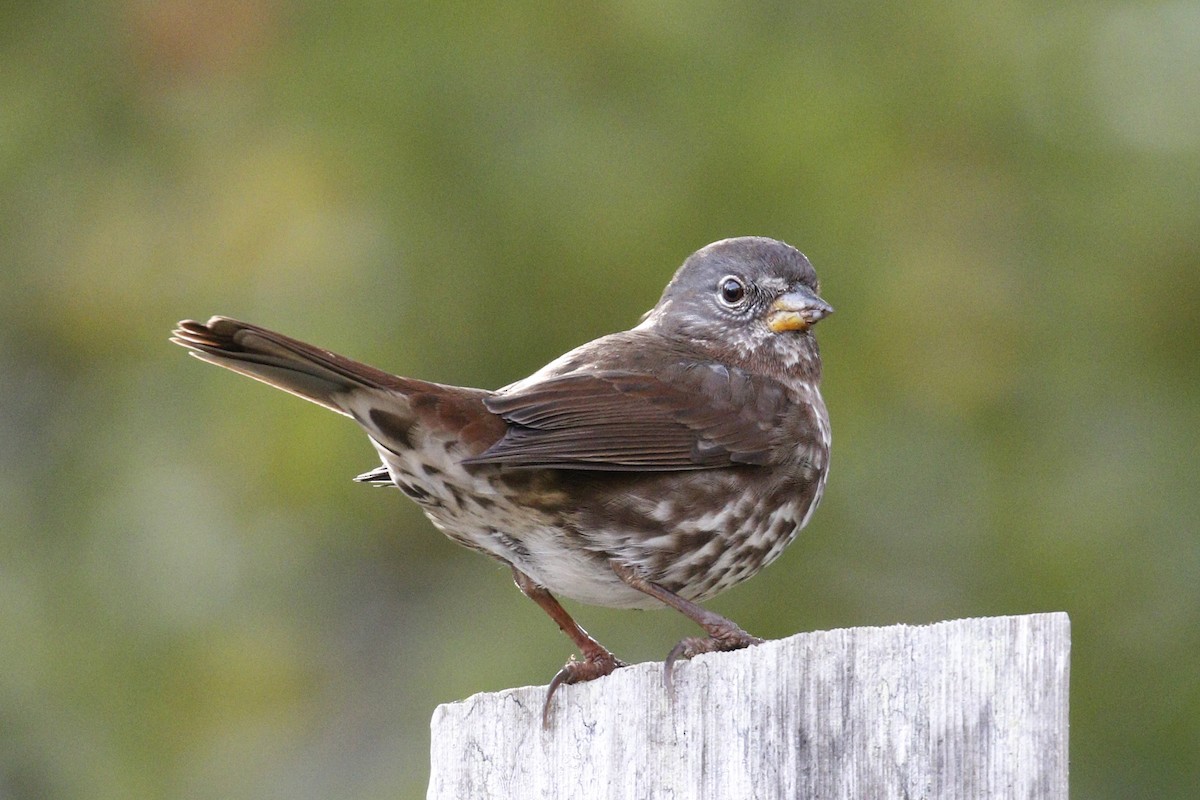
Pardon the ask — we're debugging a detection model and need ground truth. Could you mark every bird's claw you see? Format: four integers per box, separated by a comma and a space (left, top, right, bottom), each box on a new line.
542, 651, 628, 727
663, 626, 763, 693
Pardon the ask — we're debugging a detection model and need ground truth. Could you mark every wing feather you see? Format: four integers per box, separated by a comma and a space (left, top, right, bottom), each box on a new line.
463, 366, 794, 471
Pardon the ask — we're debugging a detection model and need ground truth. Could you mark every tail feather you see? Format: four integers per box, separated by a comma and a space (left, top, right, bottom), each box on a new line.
353, 465, 395, 485
172, 316, 507, 457
172, 316, 400, 415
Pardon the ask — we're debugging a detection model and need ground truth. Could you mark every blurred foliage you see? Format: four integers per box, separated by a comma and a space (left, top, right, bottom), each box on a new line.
2, 1, 1198, 798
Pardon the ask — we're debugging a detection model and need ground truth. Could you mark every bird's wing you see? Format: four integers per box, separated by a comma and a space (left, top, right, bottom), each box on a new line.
462, 365, 793, 471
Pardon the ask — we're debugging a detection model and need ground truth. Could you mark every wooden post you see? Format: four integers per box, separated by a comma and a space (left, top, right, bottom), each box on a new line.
429, 613, 1069, 799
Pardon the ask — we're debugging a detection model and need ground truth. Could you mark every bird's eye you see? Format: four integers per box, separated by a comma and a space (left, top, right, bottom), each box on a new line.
718, 276, 747, 307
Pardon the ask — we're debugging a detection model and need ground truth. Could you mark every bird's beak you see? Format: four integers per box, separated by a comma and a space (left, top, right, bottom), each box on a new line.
766, 287, 833, 333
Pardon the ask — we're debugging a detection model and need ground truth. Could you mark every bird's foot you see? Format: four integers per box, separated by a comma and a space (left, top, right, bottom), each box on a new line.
664, 623, 763, 692
542, 650, 628, 727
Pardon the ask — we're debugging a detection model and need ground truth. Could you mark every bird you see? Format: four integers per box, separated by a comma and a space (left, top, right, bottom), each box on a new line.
172, 236, 833, 724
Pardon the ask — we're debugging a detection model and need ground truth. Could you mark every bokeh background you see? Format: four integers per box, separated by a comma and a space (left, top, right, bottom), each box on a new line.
3, 2, 1198, 798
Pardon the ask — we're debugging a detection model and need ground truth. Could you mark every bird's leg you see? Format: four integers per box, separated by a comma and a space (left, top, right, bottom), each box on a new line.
610, 562, 763, 691
511, 567, 627, 726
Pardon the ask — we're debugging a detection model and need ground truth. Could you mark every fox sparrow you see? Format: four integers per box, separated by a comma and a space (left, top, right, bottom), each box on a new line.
172, 236, 832, 723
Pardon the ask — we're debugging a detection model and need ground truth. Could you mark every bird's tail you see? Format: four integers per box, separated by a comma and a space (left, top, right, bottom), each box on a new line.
173, 316, 506, 461
171, 316, 409, 417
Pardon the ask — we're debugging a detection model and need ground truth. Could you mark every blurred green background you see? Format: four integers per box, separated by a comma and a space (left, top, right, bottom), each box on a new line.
3, 2, 1197, 798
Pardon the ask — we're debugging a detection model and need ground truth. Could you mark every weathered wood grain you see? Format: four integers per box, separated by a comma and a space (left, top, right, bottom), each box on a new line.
429, 613, 1070, 799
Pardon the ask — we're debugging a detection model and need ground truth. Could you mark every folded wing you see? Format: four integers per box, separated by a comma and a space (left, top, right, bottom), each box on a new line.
463, 365, 793, 471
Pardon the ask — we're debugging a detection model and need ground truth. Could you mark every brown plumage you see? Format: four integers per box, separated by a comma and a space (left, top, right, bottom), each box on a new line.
172, 236, 833, 724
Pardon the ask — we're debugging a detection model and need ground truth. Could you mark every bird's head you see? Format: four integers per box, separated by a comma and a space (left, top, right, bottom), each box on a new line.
640, 237, 833, 373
